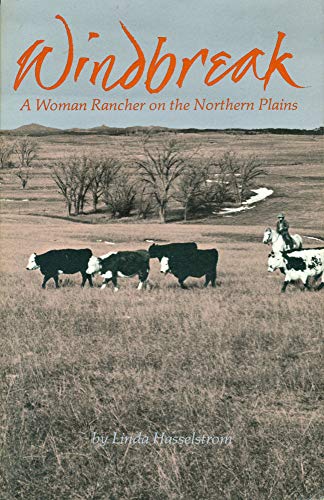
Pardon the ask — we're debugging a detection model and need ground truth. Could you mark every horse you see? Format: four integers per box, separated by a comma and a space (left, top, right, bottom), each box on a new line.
263, 227, 303, 253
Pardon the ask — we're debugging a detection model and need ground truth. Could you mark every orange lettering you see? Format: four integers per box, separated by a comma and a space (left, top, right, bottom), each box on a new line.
176, 49, 209, 88
261, 32, 303, 90
14, 14, 73, 91
145, 38, 176, 93
204, 52, 231, 86
13, 17, 303, 94
231, 49, 264, 82
90, 56, 115, 87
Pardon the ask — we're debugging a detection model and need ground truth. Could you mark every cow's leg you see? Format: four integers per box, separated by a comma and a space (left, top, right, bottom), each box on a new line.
205, 271, 217, 288
41, 275, 51, 289
138, 268, 149, 290
304, 276, 312, 291
53, 275, 60, 289
281, 279, 290, 293
81, 272, 87, 288
100, 277, 111, 290
87, 273, 93, 288
315, 273, 324, 291
81, 272, 93, 288
112, 275, 119, 292
204, 274, 211, 287
179, 278, 188, 289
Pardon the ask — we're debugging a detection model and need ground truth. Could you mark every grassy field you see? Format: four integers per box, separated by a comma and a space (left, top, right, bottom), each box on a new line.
1, 132, 324, 499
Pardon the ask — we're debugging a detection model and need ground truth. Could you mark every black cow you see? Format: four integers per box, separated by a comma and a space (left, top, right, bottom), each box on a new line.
160, 249, 218, 289
86, 250, 150, 291
26, 249, 93, 288
148, 242, 198, 261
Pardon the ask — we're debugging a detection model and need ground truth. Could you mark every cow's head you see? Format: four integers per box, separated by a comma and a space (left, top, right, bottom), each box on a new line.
268, 251, 284, 272
86, 256, 102, 275
263, 228, 272, 244
26, 253, 39, 270
160, 256, 170, 274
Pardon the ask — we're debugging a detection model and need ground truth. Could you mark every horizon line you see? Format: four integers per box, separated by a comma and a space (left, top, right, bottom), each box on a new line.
1, 122, 323, 132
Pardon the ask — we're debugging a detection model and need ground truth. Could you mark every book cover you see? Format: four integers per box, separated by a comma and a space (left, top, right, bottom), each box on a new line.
1, 1, 323, 498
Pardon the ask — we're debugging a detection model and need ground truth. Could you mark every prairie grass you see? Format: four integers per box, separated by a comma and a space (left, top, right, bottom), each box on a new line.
1, 224, 324, 499
1, 132, 324, 499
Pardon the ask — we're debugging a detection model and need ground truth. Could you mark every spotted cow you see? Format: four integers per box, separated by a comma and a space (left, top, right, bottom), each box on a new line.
86, 250, 150, 291
268, 248, 324, 292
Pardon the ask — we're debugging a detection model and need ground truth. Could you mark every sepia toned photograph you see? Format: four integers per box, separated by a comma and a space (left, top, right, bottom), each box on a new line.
1, 1, 323, 498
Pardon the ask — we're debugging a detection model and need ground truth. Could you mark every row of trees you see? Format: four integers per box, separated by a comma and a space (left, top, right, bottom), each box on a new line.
51, 139, 265, 222
1, 135, 265, 221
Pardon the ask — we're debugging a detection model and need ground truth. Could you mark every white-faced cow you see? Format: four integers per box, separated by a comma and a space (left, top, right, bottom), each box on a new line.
160, 249, 218, 289
148, 242, 198, 261
86, 250, 150, 291
26, 249, 93, 289
268, 248, 324, 292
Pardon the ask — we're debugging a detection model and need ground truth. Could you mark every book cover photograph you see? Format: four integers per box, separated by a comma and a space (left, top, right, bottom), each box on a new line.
1, 0, 323, 498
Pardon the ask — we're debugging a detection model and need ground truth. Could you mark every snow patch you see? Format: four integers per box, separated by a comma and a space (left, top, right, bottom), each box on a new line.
216, 187, 273, 215
243, 187, 273, 205
305, 236, 324, 242
216, 205, 256, 215
1, 198, 29, 202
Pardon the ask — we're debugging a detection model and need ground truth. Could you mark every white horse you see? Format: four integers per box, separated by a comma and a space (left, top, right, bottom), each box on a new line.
263, 227, 303, 253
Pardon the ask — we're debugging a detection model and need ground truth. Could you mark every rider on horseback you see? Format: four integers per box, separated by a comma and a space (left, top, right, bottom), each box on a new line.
276, 213, 294, 249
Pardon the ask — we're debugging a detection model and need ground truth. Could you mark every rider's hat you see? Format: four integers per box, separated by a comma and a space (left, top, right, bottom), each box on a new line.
277, 213, 285, 218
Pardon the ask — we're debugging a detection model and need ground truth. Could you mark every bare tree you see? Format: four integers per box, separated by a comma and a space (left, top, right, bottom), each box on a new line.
217, 152, 265, 204
175, 162, 211, 221
104, 172, 136, 218
51, 161, 76, 216
0, 138, 15, 169
175, 160, 232, 220
73, 156, 94, 214
51, 156, 94, 215
136, 139, 186, 223
90, 158, 121, 212
14, 136, 39, 188
239, 155, 266, 200
135, 184, 156, 219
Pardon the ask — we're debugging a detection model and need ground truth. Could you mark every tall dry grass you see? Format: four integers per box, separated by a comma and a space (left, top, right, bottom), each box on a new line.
1, 230, 323, 499
1, 131, 324, 498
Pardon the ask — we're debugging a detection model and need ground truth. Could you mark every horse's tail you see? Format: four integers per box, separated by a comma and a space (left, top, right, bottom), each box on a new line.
293, 234, 303, 249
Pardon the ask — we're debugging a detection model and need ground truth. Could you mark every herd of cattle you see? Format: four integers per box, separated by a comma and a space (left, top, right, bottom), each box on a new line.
26, 230, 324, 293
26, 242, 218, 291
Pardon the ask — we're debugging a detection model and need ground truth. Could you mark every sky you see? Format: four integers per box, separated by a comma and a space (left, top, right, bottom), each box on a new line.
1, 0, 323, 130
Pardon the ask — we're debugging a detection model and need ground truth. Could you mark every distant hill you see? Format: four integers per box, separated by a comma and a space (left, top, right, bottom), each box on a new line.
1, 123, 323, 137
4, 123, 62, 136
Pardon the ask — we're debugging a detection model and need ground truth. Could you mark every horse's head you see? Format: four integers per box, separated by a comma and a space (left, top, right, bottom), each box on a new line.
263, 228, 272, 244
